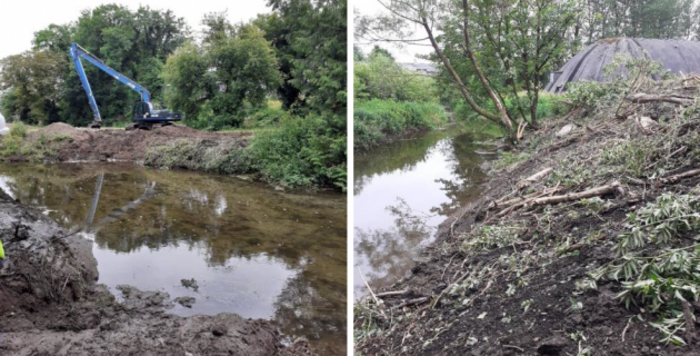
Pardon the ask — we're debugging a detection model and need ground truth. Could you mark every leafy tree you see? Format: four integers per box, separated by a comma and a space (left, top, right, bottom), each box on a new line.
33, 24, 76, 52
162, 22, 280, 130
267, 0, 347, 127
0, 50, 67, 124
355, 48, 437, 103
358, 0, 576, 139
0, 4, 190, 126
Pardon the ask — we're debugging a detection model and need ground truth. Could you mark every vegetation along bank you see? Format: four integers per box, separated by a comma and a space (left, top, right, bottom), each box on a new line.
356, 65, 700, 354
0, 1, 347, 191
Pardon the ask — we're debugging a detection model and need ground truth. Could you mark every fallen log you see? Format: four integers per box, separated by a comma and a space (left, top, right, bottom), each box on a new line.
489, 182, 620, 222
531, 181, 621, 206
660, 168, 700, 184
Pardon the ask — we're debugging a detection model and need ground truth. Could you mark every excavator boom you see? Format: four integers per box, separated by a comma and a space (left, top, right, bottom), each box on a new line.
69, 43, 181, 129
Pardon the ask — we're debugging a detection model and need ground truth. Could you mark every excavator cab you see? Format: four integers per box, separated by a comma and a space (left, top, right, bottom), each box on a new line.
130, 101, 182, 130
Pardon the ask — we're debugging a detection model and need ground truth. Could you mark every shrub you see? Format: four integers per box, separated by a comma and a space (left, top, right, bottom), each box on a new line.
250, 115, 346, 190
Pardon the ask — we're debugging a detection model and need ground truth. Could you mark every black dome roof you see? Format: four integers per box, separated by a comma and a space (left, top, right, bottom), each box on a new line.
545, 38, 700, 93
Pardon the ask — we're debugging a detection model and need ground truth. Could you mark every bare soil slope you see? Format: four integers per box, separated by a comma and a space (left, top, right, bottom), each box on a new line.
0, 189, 309, 356
28, 123, 250, 162
356, 79, 700, 355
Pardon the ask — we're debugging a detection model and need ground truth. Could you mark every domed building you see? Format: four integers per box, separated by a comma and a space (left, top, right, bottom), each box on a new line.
545, 38, 700, 94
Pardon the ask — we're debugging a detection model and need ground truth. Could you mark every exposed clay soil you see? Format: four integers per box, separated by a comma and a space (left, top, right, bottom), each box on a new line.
355, 80, 700, 355
27, 123, 250, 162
0, 189, 310, 356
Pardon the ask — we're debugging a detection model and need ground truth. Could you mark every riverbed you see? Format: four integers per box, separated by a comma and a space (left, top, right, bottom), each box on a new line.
0, 163, 346, 355
354, 125, 492, 298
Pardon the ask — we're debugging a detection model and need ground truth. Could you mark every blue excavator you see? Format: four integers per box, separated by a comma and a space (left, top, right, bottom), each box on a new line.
69, 42, 182, 129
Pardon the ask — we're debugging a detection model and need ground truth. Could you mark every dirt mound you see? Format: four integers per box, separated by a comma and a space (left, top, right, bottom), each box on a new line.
356, 80, 700, 355
0, 190, 310, 356
28, 123, 250, 162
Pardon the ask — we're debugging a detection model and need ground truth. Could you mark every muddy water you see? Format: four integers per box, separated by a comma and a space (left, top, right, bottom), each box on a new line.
0, 163, 346, 355
354, 125, 492, 298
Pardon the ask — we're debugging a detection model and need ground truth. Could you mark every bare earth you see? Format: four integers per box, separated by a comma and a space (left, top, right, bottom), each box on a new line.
27, 123, 250, 162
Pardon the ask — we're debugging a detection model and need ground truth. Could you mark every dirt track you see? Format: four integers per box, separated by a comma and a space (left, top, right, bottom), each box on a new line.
0, 189, 310, 356
27, 123, 250, 162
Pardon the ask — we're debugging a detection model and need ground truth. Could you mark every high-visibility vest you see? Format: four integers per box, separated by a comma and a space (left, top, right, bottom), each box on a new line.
0, 238, 4, 259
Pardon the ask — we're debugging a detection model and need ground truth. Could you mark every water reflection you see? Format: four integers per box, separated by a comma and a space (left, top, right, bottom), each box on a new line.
0, 163, 346, 355
354, 126, 490, 298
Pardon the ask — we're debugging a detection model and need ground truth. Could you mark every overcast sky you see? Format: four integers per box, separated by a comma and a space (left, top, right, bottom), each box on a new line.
354, 0, 432, 63
0, 0, 271, 59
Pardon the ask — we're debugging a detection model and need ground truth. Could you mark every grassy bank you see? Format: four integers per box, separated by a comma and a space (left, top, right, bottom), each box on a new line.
356, 74, 700, 354
354, 99, 448, 151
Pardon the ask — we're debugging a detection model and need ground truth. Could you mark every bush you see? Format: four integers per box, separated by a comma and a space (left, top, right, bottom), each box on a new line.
250, 115, 346, 190
10, 122, 28, 138
354, 51, 439, 103
243, 106, 291, 129
354, 99, 448, 150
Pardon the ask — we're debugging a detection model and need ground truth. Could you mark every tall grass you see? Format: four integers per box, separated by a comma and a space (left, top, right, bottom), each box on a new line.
354, 99, 448, 151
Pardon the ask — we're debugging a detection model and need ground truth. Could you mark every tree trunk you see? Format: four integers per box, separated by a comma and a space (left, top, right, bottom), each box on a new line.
420, 18, 502, 127
462, 0, 513, 131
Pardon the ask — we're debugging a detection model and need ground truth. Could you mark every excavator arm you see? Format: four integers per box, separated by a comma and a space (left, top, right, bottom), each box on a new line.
69, 43, 180, 129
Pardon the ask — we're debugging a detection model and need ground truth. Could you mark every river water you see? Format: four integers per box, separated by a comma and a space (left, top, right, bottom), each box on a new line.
354, 125, 491, 298
0, 163, 346, 355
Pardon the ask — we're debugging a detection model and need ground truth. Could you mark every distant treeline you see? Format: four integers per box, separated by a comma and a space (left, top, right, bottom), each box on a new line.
0, 1, 347, 190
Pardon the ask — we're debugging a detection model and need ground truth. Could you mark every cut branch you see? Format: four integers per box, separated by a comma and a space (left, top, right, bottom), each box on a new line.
531, 181, 621, 206
627, 93, 694, 106
516, 167, 553, 190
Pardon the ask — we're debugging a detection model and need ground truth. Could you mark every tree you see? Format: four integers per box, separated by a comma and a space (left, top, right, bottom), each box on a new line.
0, 50, 66, 124
7, 4, 190, 126
355, 48, 437, 102
358, 0, 578, 138
162, 22, 280, 130
267, 0, 347, 130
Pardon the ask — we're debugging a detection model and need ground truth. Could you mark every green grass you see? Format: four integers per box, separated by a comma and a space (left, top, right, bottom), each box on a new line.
354, 99, 448, 151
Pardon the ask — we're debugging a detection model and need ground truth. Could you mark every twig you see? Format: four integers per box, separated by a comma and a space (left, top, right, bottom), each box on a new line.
621, 317, 633, 342
376, 289, 409, 298
503, 344, 524, 352
681, 300, 696, 344
393, 296, 429, 310
358, 267, 382, 308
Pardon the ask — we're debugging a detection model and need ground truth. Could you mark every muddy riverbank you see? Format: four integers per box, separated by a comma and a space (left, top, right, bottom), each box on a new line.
356, 80, 700, 355
0, 188, 310, 356
0, 162, 347, 355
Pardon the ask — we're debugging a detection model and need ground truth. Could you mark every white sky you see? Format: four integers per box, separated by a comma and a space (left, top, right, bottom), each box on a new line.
0, 0, 271, 59
354, 0, 432, 63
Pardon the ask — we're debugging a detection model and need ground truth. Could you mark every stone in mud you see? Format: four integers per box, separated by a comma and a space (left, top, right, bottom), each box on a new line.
536, 335, 569, 355
181, 278, 199, 291
175, 296, 197, 308
556, 124, 576, 137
